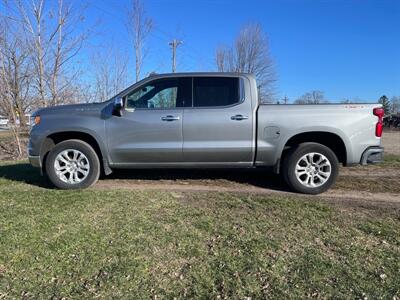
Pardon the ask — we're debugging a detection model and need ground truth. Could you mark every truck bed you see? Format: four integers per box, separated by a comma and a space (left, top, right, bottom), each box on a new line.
255, 104, 381, 166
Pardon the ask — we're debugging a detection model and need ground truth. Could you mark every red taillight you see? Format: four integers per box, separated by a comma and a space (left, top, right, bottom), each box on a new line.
373, 107, 384, 137
373, 107, 384, 118
375, 122, 383, 137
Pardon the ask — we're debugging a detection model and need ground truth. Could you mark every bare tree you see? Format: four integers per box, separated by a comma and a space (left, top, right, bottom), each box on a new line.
294, 90, 327, 104
47, 0, 88, 106
0, 12, 33, 128
0, 29, 23, 158
390, 96, 400, 114
126, 0, 153, 83
92, 47, 129, 102
13, 0, 47, 106
0, 0, 91, 158
215, 46, 231, 73
215, 23, 276, 102
13, 0, 88, 107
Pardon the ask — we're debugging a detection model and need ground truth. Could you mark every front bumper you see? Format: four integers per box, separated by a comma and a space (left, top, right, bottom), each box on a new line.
28, 155, 41, 168
361, 146, 384, 165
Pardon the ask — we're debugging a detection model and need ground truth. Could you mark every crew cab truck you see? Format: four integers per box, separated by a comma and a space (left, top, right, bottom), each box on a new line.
28, 72, 384, 194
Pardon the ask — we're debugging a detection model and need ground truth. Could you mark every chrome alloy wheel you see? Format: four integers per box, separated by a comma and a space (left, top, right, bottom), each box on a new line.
295, 152, 331, 188
54, 149, 90, 184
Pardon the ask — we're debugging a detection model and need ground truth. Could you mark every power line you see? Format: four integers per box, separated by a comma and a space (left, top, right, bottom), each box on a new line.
168, 39, 182, 73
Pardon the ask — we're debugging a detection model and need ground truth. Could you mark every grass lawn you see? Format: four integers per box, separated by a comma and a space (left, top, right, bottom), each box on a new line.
383, 153, 400, 164
0, 162, 399, 299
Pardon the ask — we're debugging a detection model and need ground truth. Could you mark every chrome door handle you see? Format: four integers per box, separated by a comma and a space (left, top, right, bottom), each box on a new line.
231, 114, 249, 121
161, 115, 180, 121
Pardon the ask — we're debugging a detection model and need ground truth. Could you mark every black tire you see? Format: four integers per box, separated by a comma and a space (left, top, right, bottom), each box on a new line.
282, 142, 339, 194
45, 139, 100, 189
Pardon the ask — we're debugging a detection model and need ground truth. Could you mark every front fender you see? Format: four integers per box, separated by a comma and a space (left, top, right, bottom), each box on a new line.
29, 113, 111, 173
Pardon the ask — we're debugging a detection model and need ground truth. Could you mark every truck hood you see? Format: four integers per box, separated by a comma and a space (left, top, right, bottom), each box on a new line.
32, 101, 111, 117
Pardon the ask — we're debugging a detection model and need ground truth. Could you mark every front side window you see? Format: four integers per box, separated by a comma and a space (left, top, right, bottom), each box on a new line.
193, 77, 240, 107
126, 78, 191, 109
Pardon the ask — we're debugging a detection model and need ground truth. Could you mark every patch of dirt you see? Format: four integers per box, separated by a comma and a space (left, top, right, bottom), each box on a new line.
324, 189, 400, 203
0, 135, 28, 160
382, 130, 400, 155
339, 165, 399, 177
94, 168, 400, 210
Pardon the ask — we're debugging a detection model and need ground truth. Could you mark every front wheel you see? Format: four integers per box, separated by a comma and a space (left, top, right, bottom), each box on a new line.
282, 143, 339, 194
45, 140, 100, 189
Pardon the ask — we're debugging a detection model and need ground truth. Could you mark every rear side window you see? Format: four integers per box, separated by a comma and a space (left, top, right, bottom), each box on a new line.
193, 77, 240, 107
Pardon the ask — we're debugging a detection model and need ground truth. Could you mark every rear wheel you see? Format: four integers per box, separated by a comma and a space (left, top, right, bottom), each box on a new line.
45, 139, 100, 189
282, 142, 339, 194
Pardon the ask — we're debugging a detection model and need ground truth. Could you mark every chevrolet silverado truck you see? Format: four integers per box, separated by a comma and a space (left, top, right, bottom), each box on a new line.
28, 72, 384, 194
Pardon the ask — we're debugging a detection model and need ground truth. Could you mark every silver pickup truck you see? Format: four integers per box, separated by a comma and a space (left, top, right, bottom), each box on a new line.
28, 72, 384, 194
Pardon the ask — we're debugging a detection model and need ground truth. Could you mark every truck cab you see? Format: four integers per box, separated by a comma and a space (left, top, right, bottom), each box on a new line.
108, 74, 255, 167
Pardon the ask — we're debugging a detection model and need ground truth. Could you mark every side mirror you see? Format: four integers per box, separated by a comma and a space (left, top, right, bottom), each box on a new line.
112, 97, 123, 116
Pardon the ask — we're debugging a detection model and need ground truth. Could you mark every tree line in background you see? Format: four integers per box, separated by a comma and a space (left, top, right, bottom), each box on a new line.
281, 92, 400, 116
0, 0, 276, 115
0, 0, 398, 158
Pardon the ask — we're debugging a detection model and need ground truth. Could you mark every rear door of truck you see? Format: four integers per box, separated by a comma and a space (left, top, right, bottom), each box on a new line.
182, 76, 253, 164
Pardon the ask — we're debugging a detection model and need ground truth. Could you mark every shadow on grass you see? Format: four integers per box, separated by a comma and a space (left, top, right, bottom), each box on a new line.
107, 168, 290, 192
0, 162, 52, 188
0, 162, 290, 192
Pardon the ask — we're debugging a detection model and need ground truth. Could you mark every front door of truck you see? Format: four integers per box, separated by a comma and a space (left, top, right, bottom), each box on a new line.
106, 77, 191, 164
183, 76, 254, 164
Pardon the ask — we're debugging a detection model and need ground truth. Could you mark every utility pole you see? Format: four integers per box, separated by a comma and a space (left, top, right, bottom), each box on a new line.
169, 39, 182, 72
283, 95, 289, 104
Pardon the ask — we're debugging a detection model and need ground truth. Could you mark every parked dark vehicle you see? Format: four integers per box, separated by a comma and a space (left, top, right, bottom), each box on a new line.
29, 72, 384, 194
